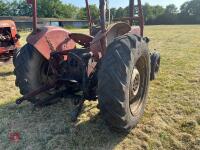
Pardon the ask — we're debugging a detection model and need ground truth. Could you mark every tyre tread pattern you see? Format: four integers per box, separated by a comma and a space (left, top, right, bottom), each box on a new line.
98, 34, 150, 132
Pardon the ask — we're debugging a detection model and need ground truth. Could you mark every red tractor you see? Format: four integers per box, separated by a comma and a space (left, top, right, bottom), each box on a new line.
0, 20, 20, 62
14, 0, 160, 132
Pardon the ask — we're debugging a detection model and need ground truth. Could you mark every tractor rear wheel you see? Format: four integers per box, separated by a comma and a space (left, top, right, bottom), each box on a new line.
13, 44, 59, 106
98, 34, 150, 132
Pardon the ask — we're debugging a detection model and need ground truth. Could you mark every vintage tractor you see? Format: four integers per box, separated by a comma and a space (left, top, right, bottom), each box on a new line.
0, 20, 20, 62
13, 0, 160, 132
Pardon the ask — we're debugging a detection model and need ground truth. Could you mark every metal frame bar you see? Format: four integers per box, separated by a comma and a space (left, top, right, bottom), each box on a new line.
99, 0, 106, 32
99, 0, 107, 52
138, 0, 144, 36
85, 0, 92, 35
32, 0, 37, 34
129, 0, 134, 26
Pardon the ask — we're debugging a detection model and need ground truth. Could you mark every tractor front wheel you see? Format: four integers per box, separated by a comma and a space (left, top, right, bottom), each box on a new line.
98, 34, 150, 132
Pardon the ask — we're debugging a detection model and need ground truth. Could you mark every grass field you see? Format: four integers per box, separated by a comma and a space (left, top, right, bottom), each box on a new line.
0, 25, 200, 150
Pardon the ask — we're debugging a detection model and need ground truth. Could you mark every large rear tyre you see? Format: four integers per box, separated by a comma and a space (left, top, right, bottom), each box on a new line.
13, 44, 59, 106
98, 34, 150, 132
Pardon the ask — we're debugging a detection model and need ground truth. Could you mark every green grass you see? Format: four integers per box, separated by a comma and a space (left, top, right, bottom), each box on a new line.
0, 25, 200, 149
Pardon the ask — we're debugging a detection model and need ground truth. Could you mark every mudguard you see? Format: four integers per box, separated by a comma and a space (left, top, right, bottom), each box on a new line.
27, 26, 76, 60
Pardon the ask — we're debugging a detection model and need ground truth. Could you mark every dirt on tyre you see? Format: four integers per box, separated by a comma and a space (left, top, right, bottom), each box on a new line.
13, 44, 58, 106
98, 34, 150, 132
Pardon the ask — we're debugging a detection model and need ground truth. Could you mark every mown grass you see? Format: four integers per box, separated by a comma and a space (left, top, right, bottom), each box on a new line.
0, 25, 200, 150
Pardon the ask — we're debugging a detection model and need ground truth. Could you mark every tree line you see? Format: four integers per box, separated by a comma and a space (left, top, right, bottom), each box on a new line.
0, 0, 200, 25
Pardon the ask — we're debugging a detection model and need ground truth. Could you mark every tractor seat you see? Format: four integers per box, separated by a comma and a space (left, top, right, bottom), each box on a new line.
106, 22, 131, 46
91, 22, 131, 47
69, 33, 94, 48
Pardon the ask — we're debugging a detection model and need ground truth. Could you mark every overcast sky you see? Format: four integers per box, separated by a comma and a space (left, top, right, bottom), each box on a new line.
62, 0, 188, 8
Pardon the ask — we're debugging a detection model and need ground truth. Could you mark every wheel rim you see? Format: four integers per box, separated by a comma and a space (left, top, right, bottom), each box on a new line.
131, 68, 140, 97
129, 56, 147, 116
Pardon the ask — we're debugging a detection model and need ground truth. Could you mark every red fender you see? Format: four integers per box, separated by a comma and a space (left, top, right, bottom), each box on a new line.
27, 26, 76, 60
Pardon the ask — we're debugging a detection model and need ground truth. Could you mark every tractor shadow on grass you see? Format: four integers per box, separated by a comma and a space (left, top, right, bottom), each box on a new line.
0, 100, 129, 149
73, 112, 129, 149
0, 71, 13, 77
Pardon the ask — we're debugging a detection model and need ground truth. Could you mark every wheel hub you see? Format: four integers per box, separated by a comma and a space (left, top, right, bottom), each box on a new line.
131, 68, 140, 97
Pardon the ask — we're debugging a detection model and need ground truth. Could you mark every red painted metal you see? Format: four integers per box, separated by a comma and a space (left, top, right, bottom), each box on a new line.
85, 0, 92, 35
99, 0, 106, 33
0, 20, 20, 55
99, 0, 107, 53
27, 26, 76, 60
32, 0, 37, 34
138, 0, 144, 36
129, 0, 134, 26
26, 0, 37, 33
0, 46, 17, 54
90, 32, 104, 60
90, 22, 131, 60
